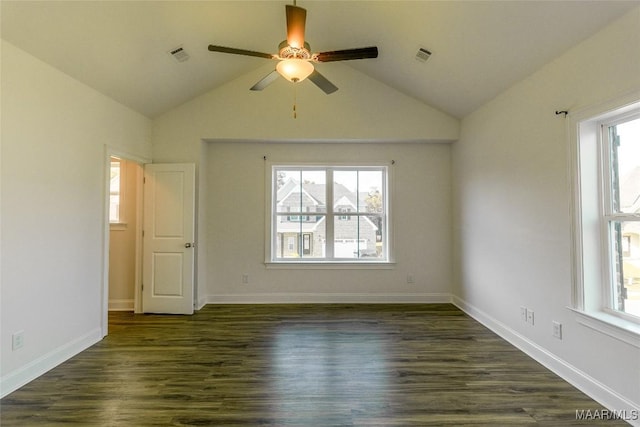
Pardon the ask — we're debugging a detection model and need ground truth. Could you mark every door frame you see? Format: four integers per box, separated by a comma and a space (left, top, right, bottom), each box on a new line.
102, 146, 150, 337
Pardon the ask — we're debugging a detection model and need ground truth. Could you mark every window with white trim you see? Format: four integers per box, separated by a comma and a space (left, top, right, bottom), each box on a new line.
268, 165, 390, 263
572, 99, 640, 327
109, 157, 123, 223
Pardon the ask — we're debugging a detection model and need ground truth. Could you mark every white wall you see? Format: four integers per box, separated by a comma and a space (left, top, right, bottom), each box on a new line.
205, 141, 452, 303
452, 7, 640, 415
0, 40, 152, 397
152, 62, 460, 306
152, 61, 459, 155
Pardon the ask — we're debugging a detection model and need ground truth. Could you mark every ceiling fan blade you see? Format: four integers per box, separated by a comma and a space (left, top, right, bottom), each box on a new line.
308, 70, 338, 94
314, 47, 378, 62
208, 45, 275, 60
286, 5, 306, 48
250, 70, 280, 91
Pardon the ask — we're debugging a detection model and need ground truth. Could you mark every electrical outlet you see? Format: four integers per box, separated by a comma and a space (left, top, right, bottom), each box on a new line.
527, 310, 535, 326
520, 307, 527, 322
241, 274, 249, 284
12, 331, 24, 351
407, 274, 415, 284
552, 321, 562, 339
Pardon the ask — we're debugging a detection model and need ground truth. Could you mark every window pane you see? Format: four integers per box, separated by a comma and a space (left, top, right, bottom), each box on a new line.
276, 170, 300, 212
334, 170, 384, 214
334, 171, 358, 212
334, 213, 358, 258
109, 195, 120, 222
610, 118, 640, 214
362, 215, 384, 259
360, 170, 384, 214
333, 215, 381, 259
612, 221, 640, 318
275, 215, 326, 259
109, 160, 121, 223
276, 169, 325, 213
301, 170, 326, 212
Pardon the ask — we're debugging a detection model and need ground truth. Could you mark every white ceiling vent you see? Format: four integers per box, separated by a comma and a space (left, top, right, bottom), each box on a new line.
415, 47, 431, 63
169, 46, 190, 63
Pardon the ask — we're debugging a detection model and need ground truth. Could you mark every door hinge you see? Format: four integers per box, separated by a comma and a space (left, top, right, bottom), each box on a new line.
143, 177, 146, 184
142, 230, 145, 237
141, 283, 144, 291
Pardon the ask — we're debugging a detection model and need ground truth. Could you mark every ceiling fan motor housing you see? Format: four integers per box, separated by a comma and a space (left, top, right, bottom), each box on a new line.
278, 40, 312, 60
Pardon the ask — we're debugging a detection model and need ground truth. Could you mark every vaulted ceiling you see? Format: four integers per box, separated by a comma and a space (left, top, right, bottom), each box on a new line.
2, 1, 637, 119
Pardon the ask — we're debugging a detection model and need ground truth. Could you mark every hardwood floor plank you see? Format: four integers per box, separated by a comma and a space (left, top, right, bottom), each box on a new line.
0, 304, 626, 426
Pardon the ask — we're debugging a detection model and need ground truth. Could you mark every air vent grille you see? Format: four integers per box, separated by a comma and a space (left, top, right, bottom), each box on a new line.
415, 47, 431, 63
169, 46, 190, 62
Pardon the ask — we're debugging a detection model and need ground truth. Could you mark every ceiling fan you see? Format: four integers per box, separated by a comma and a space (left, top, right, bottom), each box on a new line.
207, 1, 378, 95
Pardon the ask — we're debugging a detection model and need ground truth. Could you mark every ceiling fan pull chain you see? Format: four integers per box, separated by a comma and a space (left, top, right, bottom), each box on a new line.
293, 85, 297, 119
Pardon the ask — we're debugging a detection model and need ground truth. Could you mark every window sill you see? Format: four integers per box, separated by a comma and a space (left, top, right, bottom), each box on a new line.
569, 307, 640, 349
265, 261, 396, 270
109, 222, 128, 231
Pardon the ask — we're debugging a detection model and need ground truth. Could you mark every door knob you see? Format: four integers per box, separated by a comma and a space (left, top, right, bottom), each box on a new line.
185, 243, 194, 248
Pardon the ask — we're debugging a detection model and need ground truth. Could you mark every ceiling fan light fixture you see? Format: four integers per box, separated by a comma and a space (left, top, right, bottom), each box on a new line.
276, 58, 314, 83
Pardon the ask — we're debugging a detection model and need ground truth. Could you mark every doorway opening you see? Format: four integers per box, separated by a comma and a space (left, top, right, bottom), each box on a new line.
102, 149, 149, 337
108, 156, 143, 311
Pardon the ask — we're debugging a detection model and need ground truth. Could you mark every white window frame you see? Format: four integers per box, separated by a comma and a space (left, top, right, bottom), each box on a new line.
600, 113, 640, 321
109, 156, 127, 229
265, 162, 394, 267
569, 94, 640, 347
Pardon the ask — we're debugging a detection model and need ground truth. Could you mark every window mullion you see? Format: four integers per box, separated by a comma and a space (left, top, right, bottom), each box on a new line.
604, 213, 640, 222
326, 169, 334, 259
356, 171, 361, 258
271, 169, 279, 261
297, 172, 302, 258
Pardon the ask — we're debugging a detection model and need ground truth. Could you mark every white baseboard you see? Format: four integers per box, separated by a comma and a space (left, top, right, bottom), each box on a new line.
196, 296, 207, 311
108, 299, 134, 311
206, 292, 453, 304
452, 296, 640, 426
0, 327, 102, 399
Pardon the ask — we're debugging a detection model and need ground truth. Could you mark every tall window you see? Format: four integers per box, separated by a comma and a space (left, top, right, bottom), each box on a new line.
602, 115, 640, 319
268, 165, 390, 263
109, 157, 123, 223
572, 100, 640, 327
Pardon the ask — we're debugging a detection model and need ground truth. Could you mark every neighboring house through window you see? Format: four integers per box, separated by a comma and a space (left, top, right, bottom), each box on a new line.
268, 165, 391, 263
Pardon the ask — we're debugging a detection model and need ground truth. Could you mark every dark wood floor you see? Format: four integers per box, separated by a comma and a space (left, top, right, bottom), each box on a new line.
1, 304, 624, 426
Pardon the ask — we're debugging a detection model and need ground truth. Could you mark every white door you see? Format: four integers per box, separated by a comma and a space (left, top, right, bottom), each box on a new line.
142, 163, 195, 314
